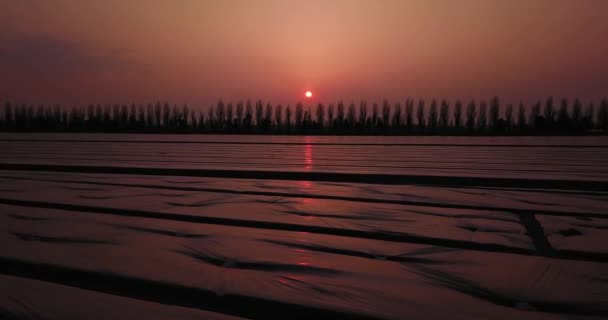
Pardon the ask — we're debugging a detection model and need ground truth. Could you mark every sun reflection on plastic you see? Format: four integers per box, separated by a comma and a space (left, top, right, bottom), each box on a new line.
304, 144, 313, 170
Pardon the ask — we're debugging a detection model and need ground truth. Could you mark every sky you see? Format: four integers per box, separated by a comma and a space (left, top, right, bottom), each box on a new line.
1, 0, 607, 107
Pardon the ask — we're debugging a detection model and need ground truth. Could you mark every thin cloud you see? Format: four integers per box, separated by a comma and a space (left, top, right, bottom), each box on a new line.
0, 35, 131, 73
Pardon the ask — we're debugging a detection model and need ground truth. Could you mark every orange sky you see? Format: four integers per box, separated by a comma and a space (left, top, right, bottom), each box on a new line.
1, 0, 607, 106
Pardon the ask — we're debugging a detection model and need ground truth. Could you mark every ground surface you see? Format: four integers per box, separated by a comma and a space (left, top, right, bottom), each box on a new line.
0, 134, 607, 319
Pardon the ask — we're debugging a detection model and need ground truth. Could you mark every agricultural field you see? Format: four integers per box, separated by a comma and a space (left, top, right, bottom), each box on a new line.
0, 134, 607, 319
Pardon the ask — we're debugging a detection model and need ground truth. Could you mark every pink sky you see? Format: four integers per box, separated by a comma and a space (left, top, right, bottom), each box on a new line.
1, 0, 607, 107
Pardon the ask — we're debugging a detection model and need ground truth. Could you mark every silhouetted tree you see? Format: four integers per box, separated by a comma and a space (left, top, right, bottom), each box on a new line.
337, 101, 345, 128
599, 98, 608, 131
428, 99, 438, 130
505, 104, 513, 129
207, 105, 215, 129
137, 105, 145, 128
359, 101, 368, 128
103, 104, 111, 125
216, 100, 226, 128
405, 99, 414, 130
154, 102, 161, 128
244, 101, 253, 129
303, 108, 312, 128
544, 97, 555, 125
198, 110, 205, 130
371, 103, 378, 128
453, 100, 463, 129
189, 108, 198, 129
392, 102, 402, 129
170, 104, 180, 129
316, 103, 325, 129
275, 104, 283, 129
327, 104, 335, 129
477, 101, 487, 131
295, 103, 304, 128
120, 104, 128, 128
128, 104, 137, 128
572, 99, 583, 130
417, 99, 425, 130
226, 103, 233, 128
584, 102, 595, 131
489, 97, 500, 129
285, 105, 292, 129
3, 101, 12, 128
466, 100, 477, 131
181, 105, 190, 129
439, 99, 449, 129
236, 102, 244, 128
255, 100, 264, 128
557, 99, 570, 130
162, 103, 170, 128
347, 102, 356, 128
145, 104, 153, 128
381, 100, 390, 128
264, 103, 273, 128
530, 101, 541, 129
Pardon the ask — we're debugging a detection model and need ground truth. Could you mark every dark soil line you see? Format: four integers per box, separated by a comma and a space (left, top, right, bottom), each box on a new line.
0, 256, 385, 320
3, 175, 607, 219
0, 197, 538, 257
1, 163, 607, 191
2, 198, 607, 262
517, 213, 554, 254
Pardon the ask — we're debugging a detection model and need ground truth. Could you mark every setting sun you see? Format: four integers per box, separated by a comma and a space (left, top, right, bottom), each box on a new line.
305, 91, 312, 98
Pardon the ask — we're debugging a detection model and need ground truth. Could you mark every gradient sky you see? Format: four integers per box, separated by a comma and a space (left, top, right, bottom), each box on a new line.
1, 0, 607, 107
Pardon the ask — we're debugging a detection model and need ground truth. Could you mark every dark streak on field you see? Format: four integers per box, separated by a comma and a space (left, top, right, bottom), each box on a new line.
1, 197, 606, 262
1, 163, 607, 191
0, 257, 385, 320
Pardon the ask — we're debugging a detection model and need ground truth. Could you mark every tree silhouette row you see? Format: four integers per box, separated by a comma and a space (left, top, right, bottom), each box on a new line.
2, 97, 607, 135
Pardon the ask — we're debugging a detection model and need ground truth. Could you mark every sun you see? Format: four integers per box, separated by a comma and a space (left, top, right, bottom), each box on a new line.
305, 91, 312, 98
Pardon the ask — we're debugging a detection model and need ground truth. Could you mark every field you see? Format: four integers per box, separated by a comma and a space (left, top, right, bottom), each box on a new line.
1, 134, 607, 319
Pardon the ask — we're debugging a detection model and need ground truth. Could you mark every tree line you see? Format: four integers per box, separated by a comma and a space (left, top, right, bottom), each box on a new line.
1, 97, 607, 135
